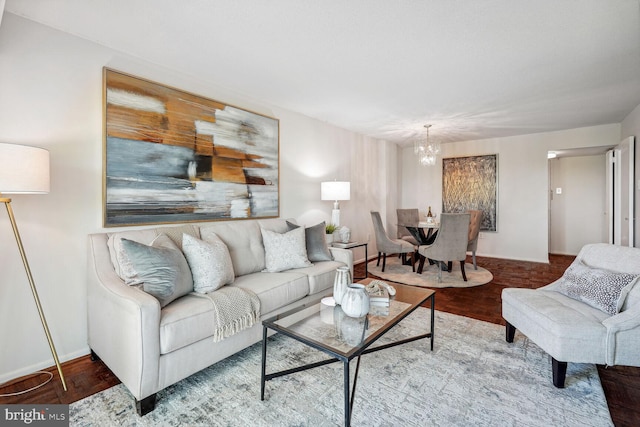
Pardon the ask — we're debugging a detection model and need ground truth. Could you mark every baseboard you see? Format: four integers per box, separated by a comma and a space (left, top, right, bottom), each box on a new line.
0, 346, 89, 385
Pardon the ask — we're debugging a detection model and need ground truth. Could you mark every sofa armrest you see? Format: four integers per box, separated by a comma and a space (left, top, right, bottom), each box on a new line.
87, 233, 161, 400
329, 247, 354, 278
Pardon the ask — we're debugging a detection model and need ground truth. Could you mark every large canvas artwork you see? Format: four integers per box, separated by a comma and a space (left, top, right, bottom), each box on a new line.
103, 68, 279, 226
442, 154, 497, 232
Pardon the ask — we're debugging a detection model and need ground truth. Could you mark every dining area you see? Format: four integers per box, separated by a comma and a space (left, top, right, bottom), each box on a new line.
368, 208, 490, 288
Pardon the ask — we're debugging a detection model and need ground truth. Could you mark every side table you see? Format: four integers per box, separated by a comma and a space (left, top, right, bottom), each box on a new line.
331, 241, 368, 279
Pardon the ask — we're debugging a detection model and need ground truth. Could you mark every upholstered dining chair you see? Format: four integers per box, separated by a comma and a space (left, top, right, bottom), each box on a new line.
370, 211, 416, 272
396, 208, 419, 246
467, 210, 483, 270
417, 213, 470, 282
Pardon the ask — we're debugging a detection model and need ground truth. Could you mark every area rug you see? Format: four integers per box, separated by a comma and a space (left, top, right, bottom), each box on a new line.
69, 309, 611, 426
368, 256, 493, 288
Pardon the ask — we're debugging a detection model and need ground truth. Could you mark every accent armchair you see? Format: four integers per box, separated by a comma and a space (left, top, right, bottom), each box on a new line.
371, 211, 416, 272
502, 243, 640, 388
417, 213, 470, 281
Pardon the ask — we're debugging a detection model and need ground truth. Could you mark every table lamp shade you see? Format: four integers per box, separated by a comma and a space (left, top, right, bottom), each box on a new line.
0, 143, 50, 194
321, 181, 350, 201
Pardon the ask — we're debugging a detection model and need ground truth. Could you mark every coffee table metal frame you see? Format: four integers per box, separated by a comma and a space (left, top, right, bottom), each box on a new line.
260, 284, 435, 427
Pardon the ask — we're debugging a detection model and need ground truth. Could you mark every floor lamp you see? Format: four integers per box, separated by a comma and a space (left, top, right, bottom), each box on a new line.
0, 142, 67, 391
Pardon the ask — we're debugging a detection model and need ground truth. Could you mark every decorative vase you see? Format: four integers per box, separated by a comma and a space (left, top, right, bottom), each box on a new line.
333, 266, 351, 305
341, 283, 370, 317
325, 233, 334, 244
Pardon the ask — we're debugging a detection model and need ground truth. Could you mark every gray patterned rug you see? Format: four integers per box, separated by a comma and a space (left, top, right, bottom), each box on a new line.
70, 310, 612, 426
369, 257, 493, 288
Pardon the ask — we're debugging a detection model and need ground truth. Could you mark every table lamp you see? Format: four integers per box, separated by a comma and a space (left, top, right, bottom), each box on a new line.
0, 142, 67, 391
321, 181, 350, 227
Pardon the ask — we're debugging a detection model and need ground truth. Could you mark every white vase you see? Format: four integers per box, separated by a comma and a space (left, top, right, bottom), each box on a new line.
325, 233, 334, 244
341, 283, 370, 317
333, 266, 351, 305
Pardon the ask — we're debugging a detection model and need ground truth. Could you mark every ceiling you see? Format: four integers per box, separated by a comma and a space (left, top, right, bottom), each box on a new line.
4, 0, 640, 146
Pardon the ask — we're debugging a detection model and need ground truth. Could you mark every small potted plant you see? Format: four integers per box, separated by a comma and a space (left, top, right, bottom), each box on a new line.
325, 223, 338, 244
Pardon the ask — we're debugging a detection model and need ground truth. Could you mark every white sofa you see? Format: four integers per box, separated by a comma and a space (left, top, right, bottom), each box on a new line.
87, 218, 353, 415
502, 243, 640, 387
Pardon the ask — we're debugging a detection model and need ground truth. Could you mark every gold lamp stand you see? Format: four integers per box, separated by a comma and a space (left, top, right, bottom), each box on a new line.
2, 195, 67, 391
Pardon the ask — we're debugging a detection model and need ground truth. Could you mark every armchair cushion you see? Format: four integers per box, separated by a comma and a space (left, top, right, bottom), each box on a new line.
555, 261, 639, 315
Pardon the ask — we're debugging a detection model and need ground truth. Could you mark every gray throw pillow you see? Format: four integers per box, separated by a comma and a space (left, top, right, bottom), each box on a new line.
286, 221, 333, 262
121, 235, 194, 307
556, 261, 639, 315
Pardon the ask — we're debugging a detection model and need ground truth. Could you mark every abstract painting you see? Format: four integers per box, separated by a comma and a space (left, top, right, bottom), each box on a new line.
442, 154, 497, 231
103, 68, 279, 226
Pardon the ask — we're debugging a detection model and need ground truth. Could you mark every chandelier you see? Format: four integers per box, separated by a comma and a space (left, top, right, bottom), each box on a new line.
414, 124, 440, 166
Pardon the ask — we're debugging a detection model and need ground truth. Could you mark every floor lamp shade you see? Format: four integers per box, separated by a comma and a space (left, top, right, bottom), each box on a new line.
0, 143, 50, 193
0, 143, 65, 391
321, 181, 350, 227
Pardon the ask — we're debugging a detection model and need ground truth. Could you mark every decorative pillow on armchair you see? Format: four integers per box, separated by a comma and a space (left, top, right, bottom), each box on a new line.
286, 220, 333, 262
260, 226, 311, 272
556, 261, 639, 315
121, 235, 194, 307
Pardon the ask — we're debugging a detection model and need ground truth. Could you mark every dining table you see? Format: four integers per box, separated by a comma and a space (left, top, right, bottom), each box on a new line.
399, 221, 439, 246
398, 221, 442, 273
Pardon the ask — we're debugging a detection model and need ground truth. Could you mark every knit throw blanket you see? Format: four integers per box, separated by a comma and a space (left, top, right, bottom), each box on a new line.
195, 287, 261, 342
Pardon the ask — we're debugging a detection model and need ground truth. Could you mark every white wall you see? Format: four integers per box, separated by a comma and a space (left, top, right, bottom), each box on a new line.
549, 155, 607, 255
621, 102, 640, 248
0, 14, 397, 383
401, 124, 620, 262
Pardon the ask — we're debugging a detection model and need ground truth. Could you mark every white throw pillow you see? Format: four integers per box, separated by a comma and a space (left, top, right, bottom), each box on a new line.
260, 226, 311, 272
182, 233, 235, 293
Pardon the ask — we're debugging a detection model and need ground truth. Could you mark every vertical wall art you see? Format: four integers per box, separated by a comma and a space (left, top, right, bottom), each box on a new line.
442, 154, 497, 231
103, 68, 279, 226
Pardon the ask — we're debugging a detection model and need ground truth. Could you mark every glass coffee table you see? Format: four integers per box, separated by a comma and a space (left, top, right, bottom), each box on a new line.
260, 279, 435, 427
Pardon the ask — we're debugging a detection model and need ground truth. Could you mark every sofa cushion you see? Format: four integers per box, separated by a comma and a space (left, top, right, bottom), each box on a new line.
292, 260, 344, 294
155, 224, 200, 249
182, 233, 234, 293
286, 221, 333, 262
232, 271, 309, 314
107, 229, 157, 285
260, 226, 312, 272
159, 293, 220, 354
555, 261, 639, 315
200, 221, 266, 277
121, 235, 194, 307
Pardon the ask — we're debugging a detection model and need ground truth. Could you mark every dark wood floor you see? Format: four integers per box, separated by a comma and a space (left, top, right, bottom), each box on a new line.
1, 254, 639, 426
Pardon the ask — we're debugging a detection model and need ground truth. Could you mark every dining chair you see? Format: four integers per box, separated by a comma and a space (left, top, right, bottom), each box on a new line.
417, 213, 470, 281
396, 208, 419, 246
370, 211, 416, 272
467, 210, 483, 270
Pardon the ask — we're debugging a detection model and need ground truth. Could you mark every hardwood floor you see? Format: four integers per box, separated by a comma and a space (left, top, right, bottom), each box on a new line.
1, 254, 639, 426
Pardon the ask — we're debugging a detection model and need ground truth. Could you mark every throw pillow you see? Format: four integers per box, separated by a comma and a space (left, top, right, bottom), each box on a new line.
182, 233, 235, 294
121, 234, 194, 307
286, 220, 334, 262
260, 226, 312, 272
556, 261, 639, 315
